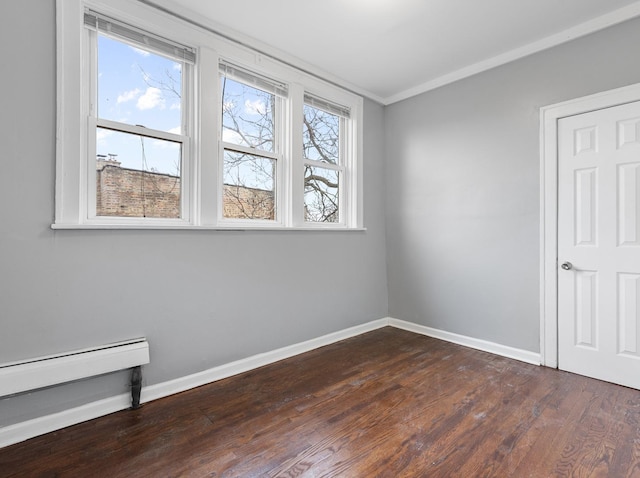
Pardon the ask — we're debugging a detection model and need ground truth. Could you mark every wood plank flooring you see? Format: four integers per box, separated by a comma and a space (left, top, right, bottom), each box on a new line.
2, 327, 640, 477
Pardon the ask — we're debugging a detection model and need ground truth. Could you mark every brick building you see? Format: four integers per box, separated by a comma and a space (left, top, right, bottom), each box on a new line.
222, 184, 275, 220
96, 156, 181, 218
96, 157, 274, 220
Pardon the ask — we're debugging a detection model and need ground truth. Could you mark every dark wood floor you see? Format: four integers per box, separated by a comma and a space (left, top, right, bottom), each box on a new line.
2, 327, 640, 477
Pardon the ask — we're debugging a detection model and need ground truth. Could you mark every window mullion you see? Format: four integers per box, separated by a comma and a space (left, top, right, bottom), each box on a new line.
197, 47, 220, 227
84, 26, 98, 222
86, 117, 98, 220
339, 117, 347, 226
181, 48, 193, 224
276, 93, 290, 226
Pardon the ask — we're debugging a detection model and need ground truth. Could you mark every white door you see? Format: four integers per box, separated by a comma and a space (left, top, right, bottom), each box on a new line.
558, 100, 640, 389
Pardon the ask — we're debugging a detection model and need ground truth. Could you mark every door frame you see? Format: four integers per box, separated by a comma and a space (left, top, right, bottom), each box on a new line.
540, 82, 640, 368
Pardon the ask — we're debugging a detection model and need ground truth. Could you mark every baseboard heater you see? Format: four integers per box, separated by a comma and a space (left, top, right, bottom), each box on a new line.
0, 338, 150, 409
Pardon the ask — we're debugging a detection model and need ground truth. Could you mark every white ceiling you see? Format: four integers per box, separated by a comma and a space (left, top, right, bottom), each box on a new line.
145, 0, 640, 104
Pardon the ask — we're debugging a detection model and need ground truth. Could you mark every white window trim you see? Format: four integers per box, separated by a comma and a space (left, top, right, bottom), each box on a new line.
299, 100, 351, 229
85, 9, 195, 227
54, 0, 364, 231
218, 65, 287, 227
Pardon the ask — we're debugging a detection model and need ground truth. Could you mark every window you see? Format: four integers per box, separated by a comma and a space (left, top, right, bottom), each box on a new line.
220, 64, 287, 222
303, 95, 350, 224
55, 0, 363, 230
88, 13, 193, 220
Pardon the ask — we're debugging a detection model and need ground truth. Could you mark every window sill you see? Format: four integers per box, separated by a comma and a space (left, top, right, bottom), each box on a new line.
50, 223, 367, 232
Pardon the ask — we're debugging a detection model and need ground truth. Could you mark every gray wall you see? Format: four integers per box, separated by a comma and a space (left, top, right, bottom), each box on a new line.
5, 0, 640, 433
386, 16, 640, 353
0, 1, 388, 426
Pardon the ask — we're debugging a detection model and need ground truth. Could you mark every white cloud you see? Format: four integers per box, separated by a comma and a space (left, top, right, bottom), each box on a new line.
152, 139, 180, 151
152, 126, 182, 150
222, 100, 235, 113
222, 129, 243, 144
137, 87, 165, 110
244, 99, 266, 116
130, 46, 150, 57
116, 88, 141, 104
170, 102, 181, 111
96, 128, 113, 147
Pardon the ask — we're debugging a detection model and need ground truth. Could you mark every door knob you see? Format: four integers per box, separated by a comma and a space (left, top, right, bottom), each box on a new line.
561, 262, 573, 271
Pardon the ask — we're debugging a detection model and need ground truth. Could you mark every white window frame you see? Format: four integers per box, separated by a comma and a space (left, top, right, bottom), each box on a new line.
300, 94, 353, 228
218, 63, 287, 227
55, 0, 363, 230
84, 10, 195, 224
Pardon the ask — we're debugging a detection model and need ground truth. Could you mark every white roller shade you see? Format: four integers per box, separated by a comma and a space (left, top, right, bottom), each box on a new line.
84, 10, 196, 64
220, 61, 289, 98
304, 93, 350, 119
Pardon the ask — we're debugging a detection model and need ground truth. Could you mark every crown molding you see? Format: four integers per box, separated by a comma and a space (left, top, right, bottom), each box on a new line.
139, 0, 640, 106
383, 1, 640, 105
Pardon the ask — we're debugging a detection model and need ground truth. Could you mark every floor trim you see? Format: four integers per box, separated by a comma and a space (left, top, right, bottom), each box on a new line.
0, 317, 540, 448
0, 393, 132, 449
0, 319, 387, 448
142, 319, 389, 403
389, 318, 541, 366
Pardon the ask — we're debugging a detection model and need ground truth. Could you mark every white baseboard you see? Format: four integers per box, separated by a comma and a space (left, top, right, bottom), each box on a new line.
388, 318, 541, 365
142, 318, 389, 402
0, 317, 540, 448
0, 393, 132, 449
0, 318, 388, 448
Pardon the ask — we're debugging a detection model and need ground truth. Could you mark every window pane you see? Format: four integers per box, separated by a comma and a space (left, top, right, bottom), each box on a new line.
303, 105, 339, 165
223, 151, 275, 220
96, 127, 181, 218
221, 77, 275, 153
304, 166, 339, 223
97, 35, 182, 134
